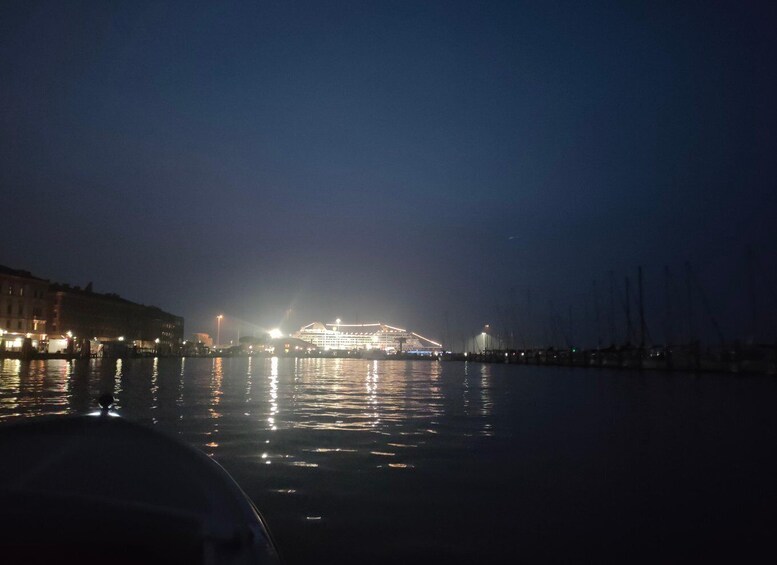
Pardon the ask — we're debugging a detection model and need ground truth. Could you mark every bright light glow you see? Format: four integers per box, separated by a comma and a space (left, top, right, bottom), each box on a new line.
66, 331, 73, 338
118, 336, 125, 342
154, 338, 160, 344
336, 318, 341, 324
269, 329, 283, 339
217, 314, 223, 320
295, 321, 442, 353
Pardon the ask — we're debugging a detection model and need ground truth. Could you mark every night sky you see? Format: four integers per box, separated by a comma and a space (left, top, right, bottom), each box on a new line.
2, 1, 776, 346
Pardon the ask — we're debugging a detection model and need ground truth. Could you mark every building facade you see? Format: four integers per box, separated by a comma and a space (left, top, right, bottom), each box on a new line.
293, 322, 442, 354
47, 284, 184, 351
0, 265, 49, 351
191, 333, 213, 347
0, 265, 184, 356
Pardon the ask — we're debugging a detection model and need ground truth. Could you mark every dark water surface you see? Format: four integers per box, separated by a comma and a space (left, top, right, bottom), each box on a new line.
1, 357, 776, 563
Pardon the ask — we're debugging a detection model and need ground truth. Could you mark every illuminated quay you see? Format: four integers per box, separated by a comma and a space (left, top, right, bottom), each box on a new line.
293, 322, 442, 354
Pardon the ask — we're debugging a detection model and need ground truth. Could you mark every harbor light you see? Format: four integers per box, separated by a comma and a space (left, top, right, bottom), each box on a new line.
216, 314, 224, 347
118, 336, 125, 342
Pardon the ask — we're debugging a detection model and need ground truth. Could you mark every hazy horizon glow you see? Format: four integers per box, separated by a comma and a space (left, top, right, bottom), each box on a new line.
2, 1, 776, 347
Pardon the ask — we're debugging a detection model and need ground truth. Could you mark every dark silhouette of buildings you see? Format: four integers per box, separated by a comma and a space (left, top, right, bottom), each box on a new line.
48, 284, 183, 352
0, 264, 183, 355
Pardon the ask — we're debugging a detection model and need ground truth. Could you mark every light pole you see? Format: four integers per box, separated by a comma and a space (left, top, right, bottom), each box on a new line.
216, 315, 223, 348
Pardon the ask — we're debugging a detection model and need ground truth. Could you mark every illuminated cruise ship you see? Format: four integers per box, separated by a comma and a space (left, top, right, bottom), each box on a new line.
293, 322, 442, 354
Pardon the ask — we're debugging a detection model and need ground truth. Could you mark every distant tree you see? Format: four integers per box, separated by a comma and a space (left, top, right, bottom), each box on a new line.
239, 335, 267, 345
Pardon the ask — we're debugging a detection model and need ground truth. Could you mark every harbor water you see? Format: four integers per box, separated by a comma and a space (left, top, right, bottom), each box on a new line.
1, 357, 776, 563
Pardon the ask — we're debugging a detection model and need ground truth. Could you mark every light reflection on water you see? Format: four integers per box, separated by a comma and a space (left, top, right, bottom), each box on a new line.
0, 357, 492, 481
0, 356, 489, 456
3, 358, 775, 563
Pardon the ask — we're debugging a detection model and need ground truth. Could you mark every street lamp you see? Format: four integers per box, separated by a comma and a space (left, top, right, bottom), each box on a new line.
216, 315, 223, 347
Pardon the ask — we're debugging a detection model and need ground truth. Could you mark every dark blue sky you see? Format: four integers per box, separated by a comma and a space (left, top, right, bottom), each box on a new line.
2, 0, 776, 346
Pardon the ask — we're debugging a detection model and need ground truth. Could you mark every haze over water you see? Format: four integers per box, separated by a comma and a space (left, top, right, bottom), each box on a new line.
1, 357, 776, 563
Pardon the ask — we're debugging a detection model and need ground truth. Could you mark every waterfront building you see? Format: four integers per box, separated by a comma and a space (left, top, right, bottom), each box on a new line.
0, 265, 50, 352
265, 336, 318, 355
0, 264, 184, 356
47, 284, 183, 353
293, 322, 442, 354
191, 333, 213, 347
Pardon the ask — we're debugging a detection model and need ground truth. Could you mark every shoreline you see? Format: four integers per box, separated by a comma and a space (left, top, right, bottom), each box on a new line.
2, 348, 776, 375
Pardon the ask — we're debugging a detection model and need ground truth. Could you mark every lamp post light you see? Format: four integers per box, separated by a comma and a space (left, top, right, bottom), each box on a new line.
216, 315, 223, 348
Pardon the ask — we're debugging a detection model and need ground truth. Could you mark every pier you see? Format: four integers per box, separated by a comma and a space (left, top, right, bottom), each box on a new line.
448, 343, 777, 375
